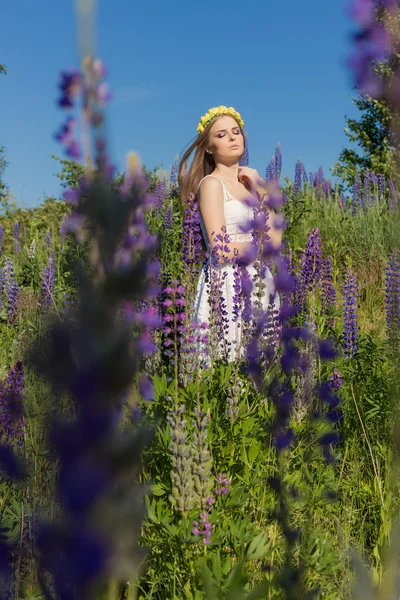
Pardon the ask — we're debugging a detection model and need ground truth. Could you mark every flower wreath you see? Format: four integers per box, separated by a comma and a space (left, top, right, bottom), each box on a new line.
197, 105, 244, 134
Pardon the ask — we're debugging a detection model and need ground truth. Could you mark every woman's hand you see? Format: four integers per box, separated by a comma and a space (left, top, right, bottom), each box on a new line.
238, 166, 265, 190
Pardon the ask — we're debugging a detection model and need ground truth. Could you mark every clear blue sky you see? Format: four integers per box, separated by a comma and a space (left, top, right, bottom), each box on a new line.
1, 0, 359, 208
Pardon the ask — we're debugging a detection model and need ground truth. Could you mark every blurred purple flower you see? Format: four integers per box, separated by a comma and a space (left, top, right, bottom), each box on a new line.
57, 69, 83, 109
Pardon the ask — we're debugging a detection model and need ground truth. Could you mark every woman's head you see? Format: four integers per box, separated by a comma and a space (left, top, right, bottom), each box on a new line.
178, 108, 245, 210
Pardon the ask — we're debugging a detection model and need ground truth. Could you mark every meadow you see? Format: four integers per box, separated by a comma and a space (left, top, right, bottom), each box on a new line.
1, 2, 400, 595
0, 137, 400, 599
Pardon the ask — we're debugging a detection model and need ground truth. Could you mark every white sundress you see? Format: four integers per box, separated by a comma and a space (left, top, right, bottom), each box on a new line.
192, 174, 280, 366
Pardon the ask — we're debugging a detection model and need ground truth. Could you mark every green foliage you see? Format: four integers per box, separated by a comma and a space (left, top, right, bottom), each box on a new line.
0, 161, 399, 598
332, 91, 396, 191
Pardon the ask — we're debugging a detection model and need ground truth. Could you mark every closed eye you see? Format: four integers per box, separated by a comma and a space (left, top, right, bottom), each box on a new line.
217, 129, 240, 138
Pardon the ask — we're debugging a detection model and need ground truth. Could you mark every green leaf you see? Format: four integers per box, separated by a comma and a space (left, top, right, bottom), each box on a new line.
245, 531, 269, 562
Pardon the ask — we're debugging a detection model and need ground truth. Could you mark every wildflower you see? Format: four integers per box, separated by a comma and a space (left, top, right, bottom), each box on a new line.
328, 365, 343, 390
180, 194, 204, 270
57, 69, 83, 109
54, 116, 82, 160
59, 214, 69, 245
3, 257, 19, 325
385, 249, 400, 344
239, 134, 249, 166
0, 223, 3, 255
13, 222, 20, 254
192, 512, 212, 544
293, 158, 302, 195
265, 156, 276, 181
167, 404, 196, 513
28, 239, 36, 260
40, 254, 56, 314
0, 362, 24, 449
192, 407, 214, 508
274, 142, 282, 180
215, 473, 231, 496
169, 154, 179, 196
343, 267, 359, 359
164, 201, 173, 229
321, 257, 336, 326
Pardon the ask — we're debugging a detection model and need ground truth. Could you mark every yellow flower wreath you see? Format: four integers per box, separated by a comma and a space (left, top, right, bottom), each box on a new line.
196, 105, 244, 134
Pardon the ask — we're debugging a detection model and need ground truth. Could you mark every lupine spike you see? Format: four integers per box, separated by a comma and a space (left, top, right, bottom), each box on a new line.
343, 267, 359, 359
293, 158, 302, 195
274, 142, 282, 180
239, 134, 249, 166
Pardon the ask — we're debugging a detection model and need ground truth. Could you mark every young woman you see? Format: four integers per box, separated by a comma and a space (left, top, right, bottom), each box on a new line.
178, 105, 282, 365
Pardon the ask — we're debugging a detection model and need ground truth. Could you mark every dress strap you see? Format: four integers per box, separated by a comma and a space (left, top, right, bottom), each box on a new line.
197, 174, 228, 198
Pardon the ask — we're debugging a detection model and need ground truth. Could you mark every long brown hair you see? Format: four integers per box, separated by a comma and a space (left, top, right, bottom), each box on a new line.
177, 115, 245, 215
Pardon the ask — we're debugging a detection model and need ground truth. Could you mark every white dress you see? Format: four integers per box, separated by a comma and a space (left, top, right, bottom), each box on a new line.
192, 174, 280, 366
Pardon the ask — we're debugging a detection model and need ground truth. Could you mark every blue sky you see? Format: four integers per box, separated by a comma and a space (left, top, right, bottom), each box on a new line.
1, 0, 359, 208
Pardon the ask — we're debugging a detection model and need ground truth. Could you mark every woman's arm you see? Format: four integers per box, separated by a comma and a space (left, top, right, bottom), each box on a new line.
198, 177, 253, 263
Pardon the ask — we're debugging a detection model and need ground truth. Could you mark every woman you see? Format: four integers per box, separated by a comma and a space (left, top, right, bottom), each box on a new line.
178, 105, 282, 365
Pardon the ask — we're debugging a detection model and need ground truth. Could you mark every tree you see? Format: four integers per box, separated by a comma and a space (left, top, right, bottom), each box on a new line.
331, 91, 397, 191
332, 3, 400, 191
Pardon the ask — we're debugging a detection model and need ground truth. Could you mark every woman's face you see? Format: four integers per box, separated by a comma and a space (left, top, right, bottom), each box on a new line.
207, 115, 244, 162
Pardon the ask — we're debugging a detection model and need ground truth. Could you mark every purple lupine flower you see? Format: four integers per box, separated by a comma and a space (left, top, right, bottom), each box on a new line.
54, 116, 82, 160
239, 134, 249, 166
192, 512, 212, 544
388, 179, 398, 210
0, 267, 4, 313
0, 362, 25, 449
299, 228, 323, 301
181, 193, 204, 270
274, 142, 282, 180
321, 256, 336, 326
57, 69, 83, 109
378, 174, 386, 198
154, 177, 167, 215
40, 254, 56, 314
343, 267, 359, 359
301, 163, 308, 185
0, 223, 3, 255
164, 201, 173, 229
3, 257, 19, 325
13, 222, 20, 254
169, 154, 179, 196
352, 169, 362, 214
161, 281, 187, 364
347, 0, 393, 98
265, 157, 276, 182
45, 229, 52, 248
308, 172, 314, 188
293, 158, 302, 195
362, 171, 371, 208
328, 365, 343, 390
385, 249, 400, 340
215, 473, 231, 496
61, 292, 76, 320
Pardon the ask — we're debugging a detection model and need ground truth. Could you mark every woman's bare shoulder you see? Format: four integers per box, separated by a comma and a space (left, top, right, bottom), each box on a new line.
198, 175, 224, 201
